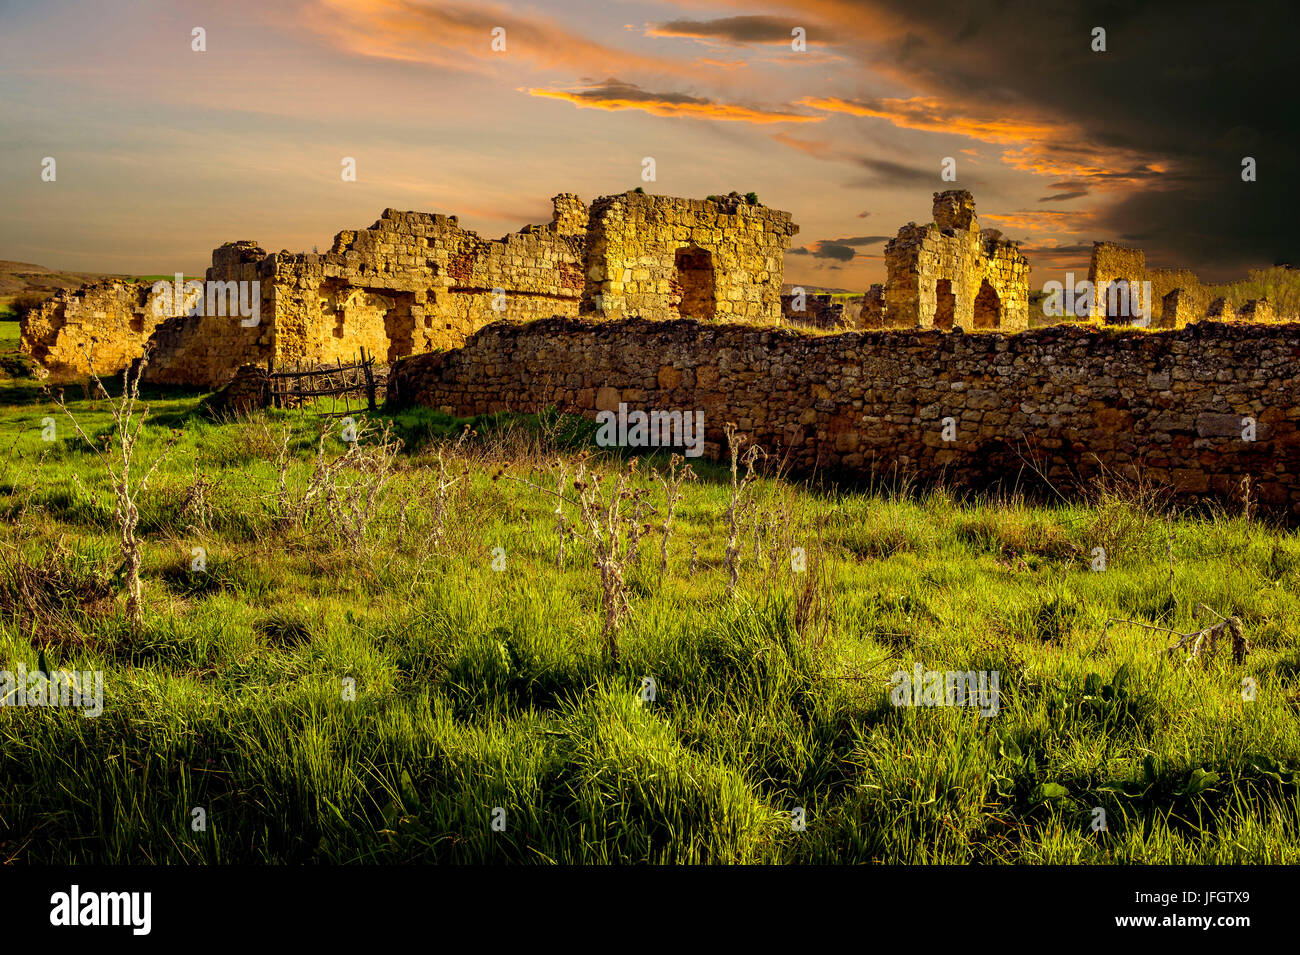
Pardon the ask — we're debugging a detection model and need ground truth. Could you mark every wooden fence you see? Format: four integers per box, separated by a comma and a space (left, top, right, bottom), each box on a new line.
267, 348, 385, 413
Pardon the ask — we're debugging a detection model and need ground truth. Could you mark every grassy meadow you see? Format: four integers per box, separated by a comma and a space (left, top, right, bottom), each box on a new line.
0, 352, 1298, 865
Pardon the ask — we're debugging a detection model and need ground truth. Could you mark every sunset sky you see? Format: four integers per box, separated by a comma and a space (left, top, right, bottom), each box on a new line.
1, 0, 1294, 289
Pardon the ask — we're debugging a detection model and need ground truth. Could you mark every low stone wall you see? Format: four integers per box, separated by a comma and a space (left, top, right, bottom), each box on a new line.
388, 317, 1300, 515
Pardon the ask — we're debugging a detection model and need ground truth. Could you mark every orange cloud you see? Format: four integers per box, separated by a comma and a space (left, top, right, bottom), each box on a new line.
982, 210, 1098, 233
799, 94, 1168, 189
771, 131, 838, 158
529, 82, 822, 124
302, 0, 692, 78
799, 95, 1054, 144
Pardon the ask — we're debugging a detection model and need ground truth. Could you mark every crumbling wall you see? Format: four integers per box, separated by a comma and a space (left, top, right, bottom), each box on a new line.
1088, 242, 1148, 322
1161, 288, 1196, 328
388, 317, 1300, 518
882, 191, 1029, 331
1147, 268, 1204, 323
25, 190, 804, 386
781, 292, 846, 330
860, 285, 886, 327
20, 280, 197, 379
146, 197, 588, 386
581, 193, 797, 323
1239, 299, 1275, 322
144, 242, 275, 387
1207, 297, 1236, 321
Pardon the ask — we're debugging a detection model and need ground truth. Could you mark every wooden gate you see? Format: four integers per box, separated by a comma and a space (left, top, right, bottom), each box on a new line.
267, 348, 385, 414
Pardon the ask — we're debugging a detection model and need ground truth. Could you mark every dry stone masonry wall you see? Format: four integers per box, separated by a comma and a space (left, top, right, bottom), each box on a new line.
388, 317, 1300, 518
1088, 242, 1149, 323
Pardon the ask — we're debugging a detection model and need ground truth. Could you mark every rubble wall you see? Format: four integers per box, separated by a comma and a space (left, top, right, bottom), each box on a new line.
388, 317, 1300, 516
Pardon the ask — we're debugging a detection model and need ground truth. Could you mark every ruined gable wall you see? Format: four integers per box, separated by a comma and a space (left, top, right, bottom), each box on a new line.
388, 318, 1300, 518
581, 193, 797, 324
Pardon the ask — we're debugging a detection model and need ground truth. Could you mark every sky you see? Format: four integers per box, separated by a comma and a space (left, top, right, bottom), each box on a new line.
0, 0, 1295, 290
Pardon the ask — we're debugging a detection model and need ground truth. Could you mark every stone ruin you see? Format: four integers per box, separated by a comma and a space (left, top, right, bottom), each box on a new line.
20, 191, 799, 387
1087, 243, 1280, 329
779, 291, 848, 331
1087, 242, 1150, 323
581, 192, 797, 324
19, 280, 202, 379
871, 191, 1030, 331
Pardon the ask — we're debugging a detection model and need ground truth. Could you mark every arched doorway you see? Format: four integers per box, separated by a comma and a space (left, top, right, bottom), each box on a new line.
673, 247, 716, 320
1104, 280, 1135, 324
934, 279, 956, 329
973, 279, 1001, 329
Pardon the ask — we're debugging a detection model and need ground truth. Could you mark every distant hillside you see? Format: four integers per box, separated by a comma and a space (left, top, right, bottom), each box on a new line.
0, 260, 137, 315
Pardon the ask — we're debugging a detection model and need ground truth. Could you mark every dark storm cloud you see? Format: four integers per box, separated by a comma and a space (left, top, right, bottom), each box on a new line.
1039, 191, 1088, 202
852, 156, 937, 187
841, 0, 1299, 276
648, 16, 822, 45
790, 241, 858, 261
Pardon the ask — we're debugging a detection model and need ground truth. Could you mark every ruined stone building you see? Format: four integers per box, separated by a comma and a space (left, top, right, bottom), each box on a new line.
870, 191, 1030, 331
1094, 244, 1278, 329
581, 192, 797, 324
21, 192, 798, 387
1087, 242, 1149, 323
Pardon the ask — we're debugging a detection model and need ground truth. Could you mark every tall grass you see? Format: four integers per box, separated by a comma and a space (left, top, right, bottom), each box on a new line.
0, 385, 1297, 863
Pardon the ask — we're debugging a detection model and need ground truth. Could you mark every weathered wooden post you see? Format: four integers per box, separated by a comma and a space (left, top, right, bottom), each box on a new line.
361, 347, 377, 411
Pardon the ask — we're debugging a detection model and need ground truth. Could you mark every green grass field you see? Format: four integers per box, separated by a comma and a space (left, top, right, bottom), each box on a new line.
0, 358, 1297, 864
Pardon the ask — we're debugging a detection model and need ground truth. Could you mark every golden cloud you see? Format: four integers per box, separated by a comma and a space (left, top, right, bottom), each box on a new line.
529, 82, 822, 124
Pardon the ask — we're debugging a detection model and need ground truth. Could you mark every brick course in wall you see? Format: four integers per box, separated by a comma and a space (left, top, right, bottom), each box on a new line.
388, 317, 1300, 516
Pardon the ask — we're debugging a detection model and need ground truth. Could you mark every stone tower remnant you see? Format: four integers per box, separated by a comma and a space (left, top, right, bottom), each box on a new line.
880, 191, 1030, 331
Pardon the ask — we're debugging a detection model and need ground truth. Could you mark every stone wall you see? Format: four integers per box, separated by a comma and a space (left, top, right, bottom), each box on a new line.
1088, 242, 1148, 322
1161, 288, 1197, 328
145, 242, 274, 387
20, 280, 199, 379
388, 317, 1300, 517
1239, 299, 1275, 322
881, 191, 1029, 331
860, 285, 886, 327
140, 198, 588, 387
580, 192, 798, 324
